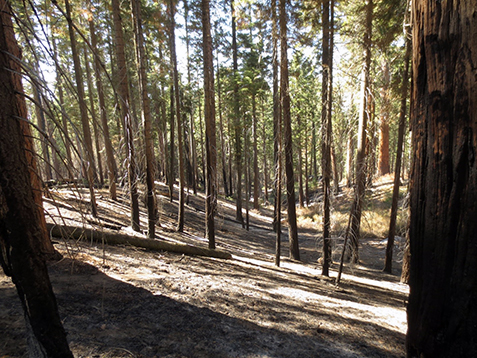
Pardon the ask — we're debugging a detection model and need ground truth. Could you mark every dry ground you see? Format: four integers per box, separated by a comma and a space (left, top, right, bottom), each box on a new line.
0, 182, 408, 357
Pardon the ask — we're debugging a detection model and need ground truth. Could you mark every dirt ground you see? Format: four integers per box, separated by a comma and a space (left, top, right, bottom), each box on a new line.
0, 184, 408, 357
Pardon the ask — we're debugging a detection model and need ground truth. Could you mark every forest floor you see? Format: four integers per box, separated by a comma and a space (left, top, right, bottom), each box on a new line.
0, 178, 409, 358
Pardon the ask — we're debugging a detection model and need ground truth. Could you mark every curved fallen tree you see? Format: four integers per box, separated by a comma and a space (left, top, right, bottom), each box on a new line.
47, 224, 232, 260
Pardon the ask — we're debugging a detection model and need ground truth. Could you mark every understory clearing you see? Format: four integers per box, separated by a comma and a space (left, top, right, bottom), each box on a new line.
1, 178, 408, 357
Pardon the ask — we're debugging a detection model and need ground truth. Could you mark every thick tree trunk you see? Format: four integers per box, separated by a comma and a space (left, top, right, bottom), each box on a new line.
0, 4, 73, 355
111, 0, 140, 231
407, 1, 477, 356
280, 0, 299, 261
202, 0, 217, 249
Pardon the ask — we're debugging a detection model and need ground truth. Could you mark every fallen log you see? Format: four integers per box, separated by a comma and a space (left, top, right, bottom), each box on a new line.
46, 224, 232, 260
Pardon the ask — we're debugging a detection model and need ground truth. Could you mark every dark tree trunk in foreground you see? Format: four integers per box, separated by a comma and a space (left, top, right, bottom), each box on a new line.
0, 3, 73, 355
383, 25, 411, 274
202, 0, 217, 249
280, 0, 299, 261
407, 0, 477, 356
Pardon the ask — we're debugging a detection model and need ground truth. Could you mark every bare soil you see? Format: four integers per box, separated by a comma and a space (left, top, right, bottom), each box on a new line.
0, 183, 408, 357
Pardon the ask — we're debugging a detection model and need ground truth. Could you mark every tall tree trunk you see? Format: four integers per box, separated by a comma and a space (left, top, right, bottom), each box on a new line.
321, 0, 332, 276
168, 84, 175, 200
231, 0, 243, 226
383, 25, 410, 274
88, 12, 117, 200
52, 35, 73, 177
202, 0, 217, 249
83, 47, 104, 186
377, 58, 391, 176
270, 0, 281, 265
408, 0, 477, 351
280, 0, 299, 261
312, 119, 318, 180
348, 0, 372, 263
32, 83, 52, 181
168, 0, 185, 232
272, 0, 280, 232
64, 0, 98, 217
261, 98, 268, 202
111, 0, 140, 231
0, 4, 73, 355
297, 111, 305, 208
329, 1, 338, 195
132, 0, 157, 238
407, 1, 477, 356
216, 55, 229, 197
252, 93, 259, 210
346, 128, 354, 188
184, 0, 197, 196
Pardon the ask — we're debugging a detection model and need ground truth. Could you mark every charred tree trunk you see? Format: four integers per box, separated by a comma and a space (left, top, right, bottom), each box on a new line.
0, 4, 73, 355
321, 0, 332, 276
280, 0, 299, 261
64, 0, 98, 217
407, 1, 477, 356
88, 12, 117, 200
168, 0, 186, 232
348, 0, 372, 263
383, 23, 411, 274
111, 0, 140, 231
202, 0, 217, 249
377, 59, 391, 176
231, 0, 244, 226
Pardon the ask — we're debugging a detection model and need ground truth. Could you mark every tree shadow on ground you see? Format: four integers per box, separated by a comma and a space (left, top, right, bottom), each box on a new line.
1, 256, 405, 358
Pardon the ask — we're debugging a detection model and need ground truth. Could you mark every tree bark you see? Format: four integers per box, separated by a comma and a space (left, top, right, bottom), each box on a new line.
88, 11, 117, 200
0, 3, 73, 355
383, 24, 411, 274
377, 58, 391, 176
348, 0, 372, 263
407, 1, 477, 356
280, 0, 299, 261
202, 0, 217, 249
168, 0, 186, 232
83, 47, 104, 186
132, 0, 158, 238
64, 0, 98, 217
321, 0, 332, 276
111, 0, 140, 231
231, 0, 244, 226
47, 224, 231, 260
